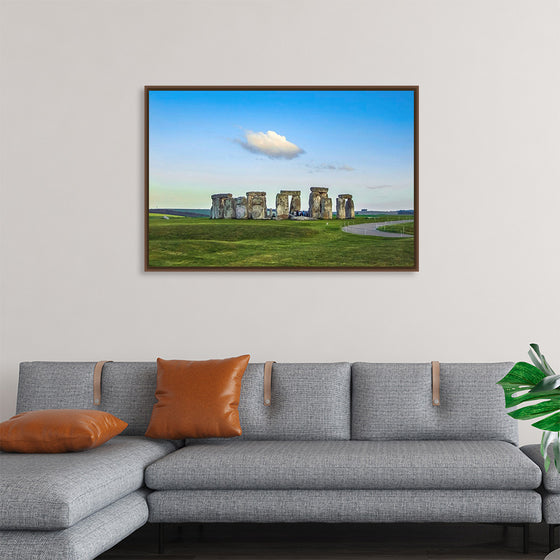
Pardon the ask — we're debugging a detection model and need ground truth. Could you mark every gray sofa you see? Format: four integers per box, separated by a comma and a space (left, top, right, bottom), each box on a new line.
0, 361, 544, 559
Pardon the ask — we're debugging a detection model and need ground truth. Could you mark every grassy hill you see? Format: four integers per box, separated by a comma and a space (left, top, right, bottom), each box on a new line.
148, 214, 415, 269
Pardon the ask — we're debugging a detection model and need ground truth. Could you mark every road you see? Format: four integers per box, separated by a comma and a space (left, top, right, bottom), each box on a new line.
342, 219, 413, 237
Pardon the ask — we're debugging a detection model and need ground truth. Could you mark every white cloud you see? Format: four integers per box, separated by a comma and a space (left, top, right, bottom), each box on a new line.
235, 130, 304, 159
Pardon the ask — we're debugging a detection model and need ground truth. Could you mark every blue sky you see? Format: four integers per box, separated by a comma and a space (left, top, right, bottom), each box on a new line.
149, 89, 415, 211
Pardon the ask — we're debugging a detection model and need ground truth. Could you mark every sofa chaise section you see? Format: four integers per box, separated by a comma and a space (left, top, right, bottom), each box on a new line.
0, 490, 149, 560
0, 436, 177, 530
1, 361, 180, 560
0, 437, 176, 560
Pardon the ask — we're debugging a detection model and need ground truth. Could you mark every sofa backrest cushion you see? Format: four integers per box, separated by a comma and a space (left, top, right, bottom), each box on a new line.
236, 362, 351, 440
17, 361, 352, 440
17, 362, 95, 412
17, 362, 158, 436
351, 362, 517, 445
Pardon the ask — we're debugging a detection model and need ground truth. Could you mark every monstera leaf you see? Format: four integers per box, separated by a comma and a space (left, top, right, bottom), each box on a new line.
497, 344, 560, 471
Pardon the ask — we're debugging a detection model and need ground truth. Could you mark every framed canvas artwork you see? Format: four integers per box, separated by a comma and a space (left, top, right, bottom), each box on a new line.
145, 86, 418, 270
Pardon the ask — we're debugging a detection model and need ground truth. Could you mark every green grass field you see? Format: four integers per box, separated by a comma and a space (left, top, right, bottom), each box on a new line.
148, 215, 415, 269
377, 221, 415, 235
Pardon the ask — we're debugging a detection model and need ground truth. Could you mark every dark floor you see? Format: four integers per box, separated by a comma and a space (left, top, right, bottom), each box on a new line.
99, 522, 553, 559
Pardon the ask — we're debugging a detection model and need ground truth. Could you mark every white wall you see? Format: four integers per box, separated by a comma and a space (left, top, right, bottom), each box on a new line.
1, 0, 559, 445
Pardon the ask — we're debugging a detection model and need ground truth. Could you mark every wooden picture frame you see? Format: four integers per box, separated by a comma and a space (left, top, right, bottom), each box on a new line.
145, 86, 418, 271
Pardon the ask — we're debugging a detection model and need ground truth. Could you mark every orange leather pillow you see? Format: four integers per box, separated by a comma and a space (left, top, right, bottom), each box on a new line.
145, 355, 250, 439
0, 409, 128, 453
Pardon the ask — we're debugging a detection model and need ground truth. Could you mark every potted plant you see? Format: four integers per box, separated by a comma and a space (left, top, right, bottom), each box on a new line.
498, 344, 560, 472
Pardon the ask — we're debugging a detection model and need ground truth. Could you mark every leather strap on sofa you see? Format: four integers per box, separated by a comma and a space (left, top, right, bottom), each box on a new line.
432, 361, 440, 406
93, 361, 113, 405
264, 361, 276, 406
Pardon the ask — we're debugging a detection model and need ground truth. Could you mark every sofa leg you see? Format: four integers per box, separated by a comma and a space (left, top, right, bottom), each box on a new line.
158, 523, 165, 555
523, 523, 529, 554
550, 524, 558, 553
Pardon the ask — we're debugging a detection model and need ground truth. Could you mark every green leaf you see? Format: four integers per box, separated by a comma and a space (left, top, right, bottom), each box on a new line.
542, 431, 556, 456
530, 343, 542, 357
530, 374, 560, 393
502, 386, 560, 408
529, 348, 547, 374
540, 431, 560, 473
508, 400, 560, 420
543, 355, 557, 376
497, 362, 546, 387
498, 346, 560, 473
530, 343, 556, 376
544, 432, 560, 472
533, 411, 560, 431
553, 439, 560, 471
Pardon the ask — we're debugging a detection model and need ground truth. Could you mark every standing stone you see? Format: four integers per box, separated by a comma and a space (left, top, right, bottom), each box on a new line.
320, 197, 333, 220
277, 190, 301, 219
308, 189, 322, 219
247, 191, 267, 220
345, 197, 355, 219
309, 187, 329, 219
210, 194, 220, 219
223, 196, 236, 219
308, 187, 330, 219
336, 197, 346, 219
276, 192, 290, 219
289, 194, 301, 214
235, 196, 247, 219
337, 194, 354, 219
211, 193, 231, 219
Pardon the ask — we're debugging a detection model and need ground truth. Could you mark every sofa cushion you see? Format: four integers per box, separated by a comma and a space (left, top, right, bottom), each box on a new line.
0, 436, 177, 530
234, 362, 351, 440
17, 362, 96, 413
145, 356, 250, 439
352, 363, 518, 444
0, 490, 149, 560
97, 362, 159, 436
543, 493, 560, 524
145, 440, 540, 491
522, 444, 560, 493
0, 409, 127, 453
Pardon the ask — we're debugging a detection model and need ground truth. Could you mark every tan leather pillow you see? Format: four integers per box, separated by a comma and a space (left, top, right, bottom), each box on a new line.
145, 355, 250, 439
0, 409, 128, 453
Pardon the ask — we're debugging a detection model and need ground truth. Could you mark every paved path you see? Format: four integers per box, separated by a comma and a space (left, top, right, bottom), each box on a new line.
342, 219, 413, 237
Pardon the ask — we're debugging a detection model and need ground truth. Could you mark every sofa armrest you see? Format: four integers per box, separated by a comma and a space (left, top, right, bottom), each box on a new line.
522, 444, 560, 493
